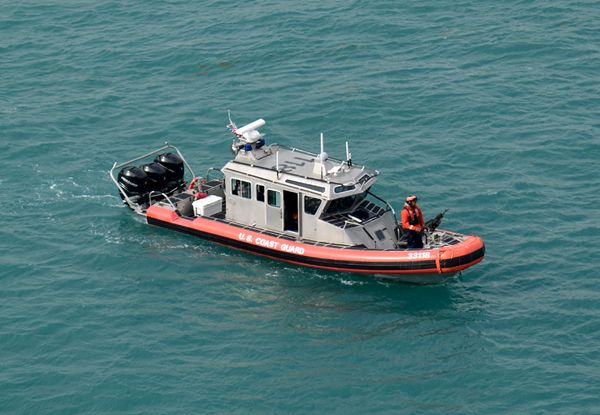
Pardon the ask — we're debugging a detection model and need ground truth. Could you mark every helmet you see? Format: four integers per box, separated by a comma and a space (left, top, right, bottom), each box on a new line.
406, 195, 417, 202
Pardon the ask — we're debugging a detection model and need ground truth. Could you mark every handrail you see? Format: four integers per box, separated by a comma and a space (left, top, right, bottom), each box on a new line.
366, 190, 394, 214
366, 190, 402, 247
367, 190, 398, 222
205, 167, 224, 182
148, 191, 177, 211
110, 160, 144, 214
110, 143, 196, 179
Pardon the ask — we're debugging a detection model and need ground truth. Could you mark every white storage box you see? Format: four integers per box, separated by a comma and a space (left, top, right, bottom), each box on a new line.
192, 195, 223, 217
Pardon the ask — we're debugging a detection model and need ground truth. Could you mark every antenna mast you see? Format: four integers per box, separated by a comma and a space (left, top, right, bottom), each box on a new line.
320, 132, 324, 155
346, 141, 352, 166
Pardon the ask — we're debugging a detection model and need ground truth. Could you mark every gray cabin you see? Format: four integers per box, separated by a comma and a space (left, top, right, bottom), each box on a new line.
221, 124, 399, 249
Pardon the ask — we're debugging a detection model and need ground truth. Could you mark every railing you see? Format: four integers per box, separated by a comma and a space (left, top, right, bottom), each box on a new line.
366, 190, 400, 231
321, 190, 397, 229
148, 190, 177, 211
205, 167, 224, 183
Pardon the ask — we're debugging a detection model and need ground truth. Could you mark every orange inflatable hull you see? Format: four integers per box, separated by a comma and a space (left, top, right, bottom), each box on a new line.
146, 205, 485, 280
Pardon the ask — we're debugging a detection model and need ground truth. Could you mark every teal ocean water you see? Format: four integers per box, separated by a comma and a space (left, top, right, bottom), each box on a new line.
2, 1, 600, 413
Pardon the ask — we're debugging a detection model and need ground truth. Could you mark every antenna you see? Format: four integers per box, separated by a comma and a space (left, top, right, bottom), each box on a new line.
227, 109, 236, 130
346, 141, 352, 166
320, 132, 324, 155
319, 132, 326, 179
276, 151, 280, 178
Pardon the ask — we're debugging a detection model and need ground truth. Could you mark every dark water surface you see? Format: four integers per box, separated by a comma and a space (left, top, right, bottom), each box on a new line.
2, 1, 600, 413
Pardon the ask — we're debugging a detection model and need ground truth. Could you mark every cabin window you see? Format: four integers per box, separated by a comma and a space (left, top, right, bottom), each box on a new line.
241, 181, 251, 198
267, 190, 281, 208
358, 174, 371, 185
334, 184, 356, 193
231, 178, 251, 199
231, 179, 239, 196
285, 179, 326, 193
304, 196, 321, 215
256, 184, 265, 202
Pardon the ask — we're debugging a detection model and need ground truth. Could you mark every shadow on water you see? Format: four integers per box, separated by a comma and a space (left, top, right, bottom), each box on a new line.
223, 262, 488, 346
216, 251, 483, 316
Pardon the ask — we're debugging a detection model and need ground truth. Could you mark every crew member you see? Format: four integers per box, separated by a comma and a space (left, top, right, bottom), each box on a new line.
401, 195, 425, 249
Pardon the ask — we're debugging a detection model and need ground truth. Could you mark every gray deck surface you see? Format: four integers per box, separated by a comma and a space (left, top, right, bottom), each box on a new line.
234, 144, 377, 184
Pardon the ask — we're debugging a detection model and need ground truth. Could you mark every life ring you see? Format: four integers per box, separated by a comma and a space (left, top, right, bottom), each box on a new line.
194, 191, 208, 199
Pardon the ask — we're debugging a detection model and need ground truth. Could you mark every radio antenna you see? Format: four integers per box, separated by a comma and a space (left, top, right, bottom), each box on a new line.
346, 141, 352, 166
227, 109, 237, 131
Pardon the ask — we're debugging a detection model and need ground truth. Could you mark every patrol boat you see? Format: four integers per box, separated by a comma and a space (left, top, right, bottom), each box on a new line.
110, 116, 485, 284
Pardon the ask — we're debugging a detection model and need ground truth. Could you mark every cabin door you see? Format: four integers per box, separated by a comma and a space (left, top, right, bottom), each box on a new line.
283, 191, 299, 233
265, 189, 282, 231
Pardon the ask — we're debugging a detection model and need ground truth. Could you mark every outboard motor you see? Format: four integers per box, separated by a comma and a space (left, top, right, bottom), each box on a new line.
117, 166, 149, 203
141, 162, 168, 193
154, 152, 185, 192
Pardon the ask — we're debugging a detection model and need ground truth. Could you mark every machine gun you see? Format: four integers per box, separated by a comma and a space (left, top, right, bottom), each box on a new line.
424, 209, 448, 233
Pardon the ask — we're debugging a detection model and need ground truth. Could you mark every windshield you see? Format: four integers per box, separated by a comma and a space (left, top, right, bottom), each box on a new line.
323, 192, 367, 216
